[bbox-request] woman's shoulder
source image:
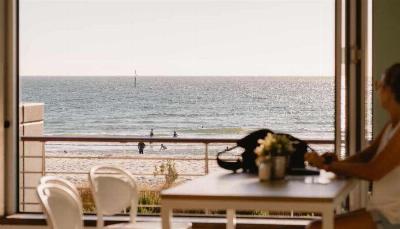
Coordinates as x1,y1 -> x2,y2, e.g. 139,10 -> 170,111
368,122 -> 391,149
376,122 -> 391,138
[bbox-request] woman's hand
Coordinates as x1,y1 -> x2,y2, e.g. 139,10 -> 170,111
304,152 -> 326,169
321,152 -> 339,164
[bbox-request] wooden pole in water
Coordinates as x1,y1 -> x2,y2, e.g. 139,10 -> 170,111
134,69 -> 137,88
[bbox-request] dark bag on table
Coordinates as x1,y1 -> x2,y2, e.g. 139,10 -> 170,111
216,129 -> 319,175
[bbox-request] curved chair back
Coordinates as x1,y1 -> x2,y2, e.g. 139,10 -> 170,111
37,183 -> 84,229
40,176 -> 80,199
89,165 -> 139,228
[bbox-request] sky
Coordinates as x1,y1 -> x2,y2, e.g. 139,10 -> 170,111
20,0 -> 335,77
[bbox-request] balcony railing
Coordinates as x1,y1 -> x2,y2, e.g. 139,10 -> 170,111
20,136 -> 334,214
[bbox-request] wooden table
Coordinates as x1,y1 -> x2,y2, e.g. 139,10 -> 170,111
161,171 -> 358,229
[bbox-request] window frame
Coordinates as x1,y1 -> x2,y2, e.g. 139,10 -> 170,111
3,0 -> 19,216
1,0 -> 374,220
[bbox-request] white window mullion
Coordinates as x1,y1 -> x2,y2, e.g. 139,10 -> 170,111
334,0 -> 343,158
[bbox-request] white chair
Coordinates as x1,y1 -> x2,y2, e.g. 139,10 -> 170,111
89,165 -> 190,229
37,183 -> 84,229
40,176 -> 80,198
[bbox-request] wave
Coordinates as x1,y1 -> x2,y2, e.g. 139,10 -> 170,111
181,127 -> 249,135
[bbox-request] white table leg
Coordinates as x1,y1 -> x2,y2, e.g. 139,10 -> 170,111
161,206 -> 172,229
226,209 -> 236,229
322,209 -> 334,229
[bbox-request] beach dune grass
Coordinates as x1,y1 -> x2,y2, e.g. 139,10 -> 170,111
138,190 -> 161,214
78,185 -> 162,214
78,186 -> 96,213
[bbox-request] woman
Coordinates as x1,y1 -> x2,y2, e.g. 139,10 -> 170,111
306,63 -> 400,229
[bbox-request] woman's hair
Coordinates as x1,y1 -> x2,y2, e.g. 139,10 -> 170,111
384,63 -> 400,103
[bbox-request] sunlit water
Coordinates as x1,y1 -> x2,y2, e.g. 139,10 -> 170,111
20,76 -> 335,153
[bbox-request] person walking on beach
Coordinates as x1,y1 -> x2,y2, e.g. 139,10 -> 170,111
160,144 -> 167,151
150,129 -> 154,137
138,141 -> 146,154
173,130 -> 178,137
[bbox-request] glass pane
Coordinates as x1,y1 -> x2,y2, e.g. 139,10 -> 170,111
19,0 -> 335,215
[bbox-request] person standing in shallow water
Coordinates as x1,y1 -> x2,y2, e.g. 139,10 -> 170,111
150,129 -> 154,137
306,63 -> 400,229
173,130 -> 178,137
138,142 -> 145,154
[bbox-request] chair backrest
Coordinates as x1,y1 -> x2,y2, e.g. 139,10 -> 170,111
37,183 -> 84,229
40,176 -> 80,199
89,165 -> 139,228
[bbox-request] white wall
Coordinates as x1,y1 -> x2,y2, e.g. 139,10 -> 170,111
19,103 -> 44,212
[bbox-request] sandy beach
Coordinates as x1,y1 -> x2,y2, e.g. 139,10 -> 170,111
45,150 -> 224,190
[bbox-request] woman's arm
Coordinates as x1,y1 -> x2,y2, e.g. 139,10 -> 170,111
315,124 -> 387,164
327,127 -> 400,181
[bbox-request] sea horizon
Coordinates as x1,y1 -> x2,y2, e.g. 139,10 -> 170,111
20,75 -> 334,78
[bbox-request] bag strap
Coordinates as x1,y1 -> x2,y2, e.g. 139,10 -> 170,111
216,145 -> 239,157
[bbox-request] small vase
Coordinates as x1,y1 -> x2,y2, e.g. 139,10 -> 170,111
272,156 -> 287,180
258,160 -> 272,182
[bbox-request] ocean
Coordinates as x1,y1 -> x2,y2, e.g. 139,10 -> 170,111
20,76 -> 335,141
